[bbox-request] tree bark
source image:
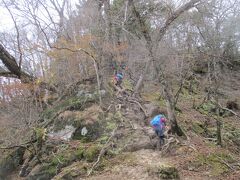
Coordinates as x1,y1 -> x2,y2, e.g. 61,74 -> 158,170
0,43 -> 34,83
162,80 -> 184,136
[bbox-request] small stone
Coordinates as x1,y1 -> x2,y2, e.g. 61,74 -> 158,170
81,127 -> 88,136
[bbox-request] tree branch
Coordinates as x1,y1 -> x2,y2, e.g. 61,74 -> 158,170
2,0 -> 23,72
0,43 -> 34,83
0,71 -> 18,78
155,0 -> 202,47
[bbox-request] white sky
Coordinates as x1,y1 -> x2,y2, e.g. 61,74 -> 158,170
0,7 -> 14,32
0,0 -> 79,33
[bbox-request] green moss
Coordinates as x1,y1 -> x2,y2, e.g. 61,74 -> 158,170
98,135 -> 109,144
207,127 -> 217,138
48,148 -> 77,170
41,95 -> 98,121
106,121 -> 117,131
84,145 -> 101,162
223,125 -> 240,146
122,79 -> 134,91
74,144 -> 101,162
51,156 -> 61,166
114,111 -> 124,122
143,92 -> 160,102
147,165 -> 179,179
197,101 -> 231,117
192,121 -> 205,135
198,102 -> 216,114
47,165 -> 57,176
55,162 -> 89,179
194,153 -> 235,176
34,128 -> 46,141
41,108 -> 55,120
158,98 -> 166,107
75,146 -> 85,160
159,166 -> 179,179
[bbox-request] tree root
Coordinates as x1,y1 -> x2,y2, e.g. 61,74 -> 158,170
87,127 -> 118,176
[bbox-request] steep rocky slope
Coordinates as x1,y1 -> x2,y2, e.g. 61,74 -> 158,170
1,73 -> 240,180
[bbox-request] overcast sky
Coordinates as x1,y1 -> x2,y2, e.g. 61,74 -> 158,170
0,6 -> 14,32
0,0 -> 79,33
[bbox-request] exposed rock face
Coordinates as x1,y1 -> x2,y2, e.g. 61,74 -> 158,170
0,147 -> 25,178
48,125 -> 76,141
49,105 -> 104,142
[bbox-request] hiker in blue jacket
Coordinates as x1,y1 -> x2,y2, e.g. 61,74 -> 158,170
150,114 -> 167,147
114,72 -> 124,87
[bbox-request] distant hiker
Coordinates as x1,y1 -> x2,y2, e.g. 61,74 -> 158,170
150,114 -> 167,148
114,72 -> 124,87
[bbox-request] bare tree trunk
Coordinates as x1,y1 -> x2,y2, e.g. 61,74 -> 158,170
215,97 -> 222,146
162,80 -> 184,136
104,0 -> 113,43
92,58 -> 102,106
216,116 -> 222,146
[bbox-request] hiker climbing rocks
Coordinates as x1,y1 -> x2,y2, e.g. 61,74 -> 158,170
111,61 -> 127,90
150,114 -> 167,148
114,72 -> 124,87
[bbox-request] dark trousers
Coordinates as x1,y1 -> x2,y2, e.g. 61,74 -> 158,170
155,129 -> 165,145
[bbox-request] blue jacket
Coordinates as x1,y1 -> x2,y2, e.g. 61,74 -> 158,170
150,114 -> 166,130
116,73 -> 123,80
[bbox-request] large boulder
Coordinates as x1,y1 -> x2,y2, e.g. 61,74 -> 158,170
71,105 -> 104,142
48,105 -> 104,142
121,128 -> 156,152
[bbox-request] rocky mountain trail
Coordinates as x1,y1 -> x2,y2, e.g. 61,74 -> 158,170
1,78 -> 240,180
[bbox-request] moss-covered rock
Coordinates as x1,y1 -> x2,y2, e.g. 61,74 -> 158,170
0,147 -> 25,178
148,165 -> 180,179
52,162 -> 89,180
46,104 -> 105,142
27,164 -> 56,180
28,147 -> 80,180
40,92 -> 100,124
84,145 -> 101,162
75,144 -> 101,162
71,105 -> 104,142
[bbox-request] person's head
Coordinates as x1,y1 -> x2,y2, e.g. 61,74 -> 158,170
160,117 -> 166,123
